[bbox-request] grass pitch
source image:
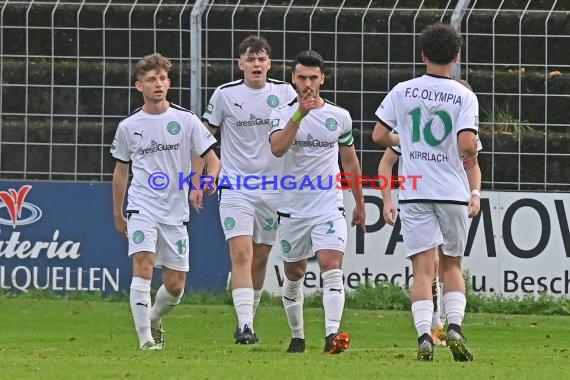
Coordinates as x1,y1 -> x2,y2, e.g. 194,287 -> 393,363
1,298 -> 569,379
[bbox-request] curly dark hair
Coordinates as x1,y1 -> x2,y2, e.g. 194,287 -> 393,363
419,22 -> 463,65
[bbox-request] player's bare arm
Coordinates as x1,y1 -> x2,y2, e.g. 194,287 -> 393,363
191,120 -> 217,183
372,121 -> 400,147
465,156 -> 482,218
190,120 -> 219,212
270,90 -> 316,157
189,154 -> 205,213
112,161 -> 129,237
269,125 -> 295,157
462,155 -> 476,169
340,145 -> 366,232
191,120 -> 217,180
458,130 -> 478,158
202,149 -> 221,197
378,149 -> 399,226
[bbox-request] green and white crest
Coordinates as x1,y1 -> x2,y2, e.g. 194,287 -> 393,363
132,230 -> 145,244
281,239 -> 292,253
325,118 -> 338,131
223,217 -> 236,230
176,239 -> 187,255
167,121 -> 181,135
266,95 -> 280,108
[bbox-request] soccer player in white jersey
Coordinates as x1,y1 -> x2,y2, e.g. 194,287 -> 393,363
191,35 -> 297,344
111,53 -> 220,350
372,23 -> 481,361
379,118 -> 482,347
269,50 -> 366,354
379,144 -> 447,346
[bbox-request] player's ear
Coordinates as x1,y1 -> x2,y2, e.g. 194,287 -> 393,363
452,52 -> 460,64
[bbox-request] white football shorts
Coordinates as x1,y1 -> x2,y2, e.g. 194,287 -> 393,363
218,189 -> 280,245
278,209 -> 347,263
399,202 -> 469,258
127,212 -> 190,272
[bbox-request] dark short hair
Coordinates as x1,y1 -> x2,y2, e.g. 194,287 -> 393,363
419,22 -> 463,65
293,50 -> 324,71
236,35 -> 272,58
135,53 -> 172,78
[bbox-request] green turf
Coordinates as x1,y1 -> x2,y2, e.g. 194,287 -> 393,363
1,299 -> 569,379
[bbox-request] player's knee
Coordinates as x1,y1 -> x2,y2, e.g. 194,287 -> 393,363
165,283 -> 185,300
251,252 -> 269,269
231,252 -> 252,268
230,243 -> 253,266
321,268 -> 343,288
284,266 -> 305,282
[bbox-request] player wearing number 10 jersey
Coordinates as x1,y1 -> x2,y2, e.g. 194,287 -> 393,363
374,72 -> 478,204
371,22 -> 481,362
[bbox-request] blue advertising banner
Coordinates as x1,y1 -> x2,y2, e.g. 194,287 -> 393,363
0,181 -> 230,294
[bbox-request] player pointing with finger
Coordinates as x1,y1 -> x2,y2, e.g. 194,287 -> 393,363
270,50 -> 366,354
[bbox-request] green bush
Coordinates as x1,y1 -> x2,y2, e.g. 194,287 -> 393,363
346,282 -> 411,310
2,281 -> 570,315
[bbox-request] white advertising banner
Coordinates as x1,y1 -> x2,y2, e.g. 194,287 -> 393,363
264,190 -> 570,297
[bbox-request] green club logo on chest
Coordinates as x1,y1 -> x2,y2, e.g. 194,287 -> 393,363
325,118 -> 338,131
167,121 -> 181,135
267,95 -> 280,108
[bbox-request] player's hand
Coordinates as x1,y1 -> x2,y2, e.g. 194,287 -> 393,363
190,190 -> 204,213
468,195 -> 480,218
299,88 -> 317,115
114,214 -> 128,237
203,181 -> 217,197
382,202 -> 397,226
351,203 -> 366,232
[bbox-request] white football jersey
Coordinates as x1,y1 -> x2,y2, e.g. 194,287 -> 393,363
375,74 -> 479,203
203,79 -> 297,190
390,137 -> 482,155
270,98 -> 354,217
111,104 -> 217,225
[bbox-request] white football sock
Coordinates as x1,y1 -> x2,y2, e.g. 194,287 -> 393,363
232,288 -> 254,331
431,278 -> 443,328
282,277 -> 304,339
443,291 -> 466,326
438,280 -> 446,322
412,300 -> 434,337
321,269 -> 345,337
130,277 -> 153,346
253,289 -> 262,318
150,284 -> 183,328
